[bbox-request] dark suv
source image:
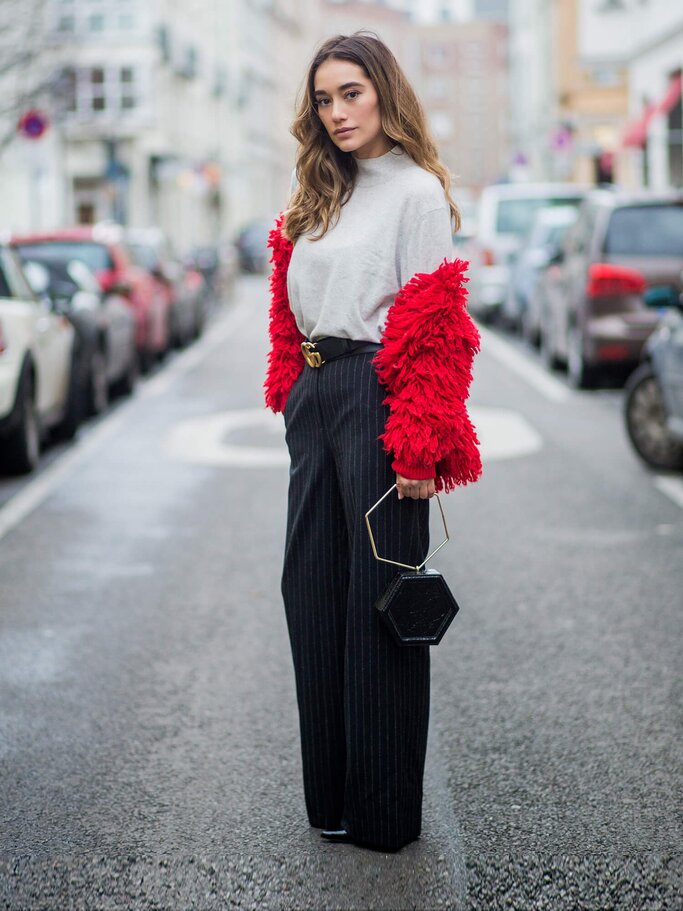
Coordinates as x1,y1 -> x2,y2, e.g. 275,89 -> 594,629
537,190 -> 683,387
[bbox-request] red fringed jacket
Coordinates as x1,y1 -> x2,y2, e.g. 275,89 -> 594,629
264,215 -> 482,493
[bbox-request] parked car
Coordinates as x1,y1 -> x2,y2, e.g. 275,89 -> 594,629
184,241 -> 238,309
624,305 -> 683,470
503,205 -> 578,337
11,227 -> 171,372
538,190 -> 683,388
235,221 -> 270,273
15,252 -> 138,411
125,228 -> 202,347
0,244 -> 80,474
465,183 -> 586,322
453,187 -> 477,253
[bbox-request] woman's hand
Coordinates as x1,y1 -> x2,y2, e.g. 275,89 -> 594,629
396,474 -> 436,500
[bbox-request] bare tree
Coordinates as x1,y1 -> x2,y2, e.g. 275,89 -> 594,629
0,0 -> 51,154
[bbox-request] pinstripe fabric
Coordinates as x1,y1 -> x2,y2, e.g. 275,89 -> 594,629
282,351 -> 431,852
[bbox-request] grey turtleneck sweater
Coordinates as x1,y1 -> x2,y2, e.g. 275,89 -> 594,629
286,146 -> 454,343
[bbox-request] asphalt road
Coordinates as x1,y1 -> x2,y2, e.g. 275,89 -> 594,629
1,275 -> 681,911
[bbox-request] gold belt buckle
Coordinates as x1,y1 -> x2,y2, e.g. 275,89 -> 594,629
301,341 -> 323,368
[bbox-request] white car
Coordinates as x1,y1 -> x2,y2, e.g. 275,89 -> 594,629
464,183 -> 586,323
0,245 -> 77,474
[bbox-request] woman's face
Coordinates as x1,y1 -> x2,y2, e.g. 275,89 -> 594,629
313,58 -> 392,160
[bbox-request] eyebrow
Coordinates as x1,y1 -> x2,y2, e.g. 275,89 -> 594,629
313,81 -> 364,97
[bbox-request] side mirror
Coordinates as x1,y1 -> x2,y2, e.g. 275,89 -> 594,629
23,260 -> 51,297
71,290 -> 100,312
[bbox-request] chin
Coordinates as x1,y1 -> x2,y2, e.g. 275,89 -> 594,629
332,134 -> 363,153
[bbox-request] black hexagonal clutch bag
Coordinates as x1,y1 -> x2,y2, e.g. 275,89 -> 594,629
365,485 -> 460,647
375,568 -> 460,646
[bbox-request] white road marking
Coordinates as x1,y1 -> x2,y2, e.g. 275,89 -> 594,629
0,303 -> 250,543
654,476 -> 683,511
477,324 -> 572,403
163,405 -> 543,468
165,409 -> 289,468
473,406 -> 543,462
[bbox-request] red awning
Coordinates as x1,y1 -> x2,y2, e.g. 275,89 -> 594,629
622,73 -> 682,148
657,72 -> 682,116
622,101 -> 658,148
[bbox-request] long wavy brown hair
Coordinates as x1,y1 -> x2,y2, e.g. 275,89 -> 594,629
285,32 -> 460,242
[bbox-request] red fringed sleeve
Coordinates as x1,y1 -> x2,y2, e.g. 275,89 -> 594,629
373,258 -> 482,492
264,215 -> 305,413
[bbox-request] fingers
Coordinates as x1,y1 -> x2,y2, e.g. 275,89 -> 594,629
395,475 -> 436,500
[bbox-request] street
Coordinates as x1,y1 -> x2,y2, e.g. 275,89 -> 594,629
1,275 -> 682,911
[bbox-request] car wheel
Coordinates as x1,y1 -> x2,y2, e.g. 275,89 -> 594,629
138,346 -> 154,374
192,303 -> 205,340
113,351 -> 138,397
53,353 -> 85,441
87,347 -> 109,416
1,366 -> 40,474
624,363 -> 683,471
521,306 -> 539,347
567,327 -> 598,389
540,313 -> 562,371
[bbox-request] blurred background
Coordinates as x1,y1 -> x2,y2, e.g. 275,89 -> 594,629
1,5 -> 682,906
1,0 -> 680,243
1,0 -> 682,473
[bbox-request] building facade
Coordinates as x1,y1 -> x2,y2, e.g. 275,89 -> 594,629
315,1 -> 509,194
508,0 -> 630,186
0,0 -> 318,248
414,19 -> 509,191
602,1 -> 683,190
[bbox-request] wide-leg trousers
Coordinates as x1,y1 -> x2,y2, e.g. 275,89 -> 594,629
281,350 -> 431,851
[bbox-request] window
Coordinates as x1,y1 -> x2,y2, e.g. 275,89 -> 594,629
64,65 -> 141,117
51,0 -> 140,35
0,249 -> 37,301
428,77 -> 448,100
604,205 -> 683,256
13,242 -> 114,273
425,43 -> 450,70
496,197 -> 584,236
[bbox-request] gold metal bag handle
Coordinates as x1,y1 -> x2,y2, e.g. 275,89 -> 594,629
364,484 -> 450,572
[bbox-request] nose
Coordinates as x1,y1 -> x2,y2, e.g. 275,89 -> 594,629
331,100 -> 347,123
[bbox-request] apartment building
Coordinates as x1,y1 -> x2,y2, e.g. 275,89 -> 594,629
587,0 -> 683,190
315,1 -> 509,193
0,0 -> 318,247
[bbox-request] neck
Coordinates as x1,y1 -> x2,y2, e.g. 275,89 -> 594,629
353,136 -> 394,161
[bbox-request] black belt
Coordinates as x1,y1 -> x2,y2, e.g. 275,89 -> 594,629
301,337 -> 381,368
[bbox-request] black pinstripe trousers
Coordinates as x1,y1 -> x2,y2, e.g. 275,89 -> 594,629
281,350 -> 431,852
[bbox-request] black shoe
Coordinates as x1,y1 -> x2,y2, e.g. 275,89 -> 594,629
321,827 -> 353,843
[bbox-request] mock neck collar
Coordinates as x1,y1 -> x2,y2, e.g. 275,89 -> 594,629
354,145 -> 412,186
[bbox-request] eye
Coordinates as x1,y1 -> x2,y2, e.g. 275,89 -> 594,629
345,91 -> 360,100
315,97 -> 330,107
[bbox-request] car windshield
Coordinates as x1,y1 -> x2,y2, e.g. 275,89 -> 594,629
128,243 -> 158,270
14,241 -> 114,271
496,197 -> 583,236
604,205 -> 683,256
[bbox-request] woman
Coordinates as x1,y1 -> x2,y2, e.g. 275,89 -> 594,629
264,32 -> 481,852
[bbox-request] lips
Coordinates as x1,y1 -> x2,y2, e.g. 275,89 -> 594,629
335,128 -> 355,137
